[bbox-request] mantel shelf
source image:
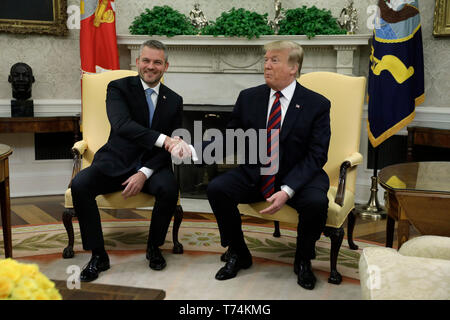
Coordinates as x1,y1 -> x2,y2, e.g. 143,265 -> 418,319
117,34 -> 372,47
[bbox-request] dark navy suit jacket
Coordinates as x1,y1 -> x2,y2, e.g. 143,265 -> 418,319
228,81 -> 331,193
92,75 -> 183,177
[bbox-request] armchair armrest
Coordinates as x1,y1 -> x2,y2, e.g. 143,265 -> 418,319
335,152 -> 363,206
68,140 -> 88,188
344,152 -> 363,167
72,140 -> 88,156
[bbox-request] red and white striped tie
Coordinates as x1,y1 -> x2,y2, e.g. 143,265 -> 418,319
261,91 -> 282,198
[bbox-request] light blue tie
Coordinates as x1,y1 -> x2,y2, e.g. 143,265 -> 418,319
145,88 -> 155,126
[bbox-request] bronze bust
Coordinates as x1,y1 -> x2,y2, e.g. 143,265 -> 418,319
8,62 -> 35,117
8,62 -> 35,101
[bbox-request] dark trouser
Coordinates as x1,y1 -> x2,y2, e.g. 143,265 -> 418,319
207,167 -> 328,260
71,165 -> 178,251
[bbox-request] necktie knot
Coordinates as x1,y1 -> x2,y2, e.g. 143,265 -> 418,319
275,91 -> 283,99
146,88 -> 154,96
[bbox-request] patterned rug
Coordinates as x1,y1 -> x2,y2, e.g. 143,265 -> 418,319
2,219 -> 381,281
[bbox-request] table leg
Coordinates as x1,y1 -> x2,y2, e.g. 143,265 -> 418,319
397,219 -> 410,249
386,216 -> 395,248
0,179 -> 12,258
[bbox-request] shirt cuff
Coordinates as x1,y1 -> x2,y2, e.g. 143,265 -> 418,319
155,134 -> 167,148
281,185 -> 295,199
138,167 -> 154,180
189,145 -> 199,162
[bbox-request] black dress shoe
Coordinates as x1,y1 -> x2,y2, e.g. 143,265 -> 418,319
80,254 -> 110,282
146,245 -> 166,270
215,250 -> 252,281
297,259 -> 316,290
220,248 -> 230,262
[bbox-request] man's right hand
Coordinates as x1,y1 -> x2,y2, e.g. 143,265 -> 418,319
164,136 -> 180,151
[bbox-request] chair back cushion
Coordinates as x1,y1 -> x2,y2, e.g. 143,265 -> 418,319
81,70 -> 138,168
298,72 -> 366,192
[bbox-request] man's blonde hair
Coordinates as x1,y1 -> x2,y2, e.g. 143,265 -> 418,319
264,41 -> 304,77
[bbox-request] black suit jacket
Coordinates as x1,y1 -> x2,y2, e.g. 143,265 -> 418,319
92,75 -> 183,177
228,81 -> 331,193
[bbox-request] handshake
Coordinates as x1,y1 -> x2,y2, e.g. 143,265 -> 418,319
164,136 -> 194,161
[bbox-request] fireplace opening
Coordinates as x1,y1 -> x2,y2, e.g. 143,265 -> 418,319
175,105 -> 236,199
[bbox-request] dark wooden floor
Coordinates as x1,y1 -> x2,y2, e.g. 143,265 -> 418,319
3,195 -> 420,247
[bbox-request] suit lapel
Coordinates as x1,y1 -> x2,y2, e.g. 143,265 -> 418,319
257,85 -> 271,130
130,76 -> 150,126
151,83 -> 168,129
280,82 -> 306,142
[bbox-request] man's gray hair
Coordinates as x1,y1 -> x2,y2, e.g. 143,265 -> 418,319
139,39 -> 169,63
264,41 -> 304,77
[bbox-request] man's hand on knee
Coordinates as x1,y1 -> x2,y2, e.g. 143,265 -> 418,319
259,190 -> 290,215
122,172 -> 147,199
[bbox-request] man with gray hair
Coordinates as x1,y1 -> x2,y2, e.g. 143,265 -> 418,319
207,41 -> 331,290
71,40 -> 187,281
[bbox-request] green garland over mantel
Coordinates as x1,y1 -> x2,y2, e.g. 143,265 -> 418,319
130,6 -> 347,39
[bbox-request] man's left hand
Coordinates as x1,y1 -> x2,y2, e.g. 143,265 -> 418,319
259,190 -> 290,215
122,172 -> 147,199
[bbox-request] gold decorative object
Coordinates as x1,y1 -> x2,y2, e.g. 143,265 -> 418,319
433,0 -> 450,36
338,0 -> 358,34
0,0 -> 68,36
268,0 -> 285,34
189,2 -> 208,31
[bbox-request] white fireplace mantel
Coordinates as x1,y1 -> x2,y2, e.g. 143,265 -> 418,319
117,34 -> 372,76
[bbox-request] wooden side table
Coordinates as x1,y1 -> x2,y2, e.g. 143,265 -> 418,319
0,144 -> 13,258
52,280 -> 165,300
0,116 -> 80,141
407,126 -> 450,162
379,162 -> 450,249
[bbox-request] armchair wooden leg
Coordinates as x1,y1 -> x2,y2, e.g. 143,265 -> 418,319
62,208 -> 76,259
347,209 -> 359,250
324,226 -> 344,285
172,205 -> 184,254
273,221 -> 281,238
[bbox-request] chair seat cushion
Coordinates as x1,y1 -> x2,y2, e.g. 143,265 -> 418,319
237,186 -> 354,228
65,188 -> 155,209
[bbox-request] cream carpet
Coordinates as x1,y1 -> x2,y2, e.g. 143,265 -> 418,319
4,219 -> 382,299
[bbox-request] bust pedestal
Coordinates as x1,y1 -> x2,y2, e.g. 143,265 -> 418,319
11,100 -> 34,117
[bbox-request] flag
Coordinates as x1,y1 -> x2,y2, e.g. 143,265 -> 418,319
80,0 -> 119,74
367,0 -> 425,147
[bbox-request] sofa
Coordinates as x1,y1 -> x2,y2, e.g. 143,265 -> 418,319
359,235 -> 450,299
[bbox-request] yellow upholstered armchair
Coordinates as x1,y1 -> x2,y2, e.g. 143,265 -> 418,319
62,70 -> 184,259
238,72 -> 366,284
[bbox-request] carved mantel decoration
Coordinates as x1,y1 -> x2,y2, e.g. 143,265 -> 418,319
117,34 -> 371,105
118,34 -> 371,75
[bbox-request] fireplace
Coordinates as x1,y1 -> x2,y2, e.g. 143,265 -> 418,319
175,105 -> 235,199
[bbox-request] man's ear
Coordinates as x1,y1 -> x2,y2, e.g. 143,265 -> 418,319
290,63 -> 299,77
8,75 -> 12,83
31,75 -> 35,83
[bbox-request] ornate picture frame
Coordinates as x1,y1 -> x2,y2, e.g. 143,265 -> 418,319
0,0 -> 68,36
433,0 -> 450,36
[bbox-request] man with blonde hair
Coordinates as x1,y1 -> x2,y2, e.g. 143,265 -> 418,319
207,40 -> 331,290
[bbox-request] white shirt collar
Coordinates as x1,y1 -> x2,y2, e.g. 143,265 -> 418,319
140,78 -> 160,96
270,80 -> 297,101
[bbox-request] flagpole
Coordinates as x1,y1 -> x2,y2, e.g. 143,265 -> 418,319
357,146 -> 387,220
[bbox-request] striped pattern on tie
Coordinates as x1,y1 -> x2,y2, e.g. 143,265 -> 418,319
261,91 -> 282,199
